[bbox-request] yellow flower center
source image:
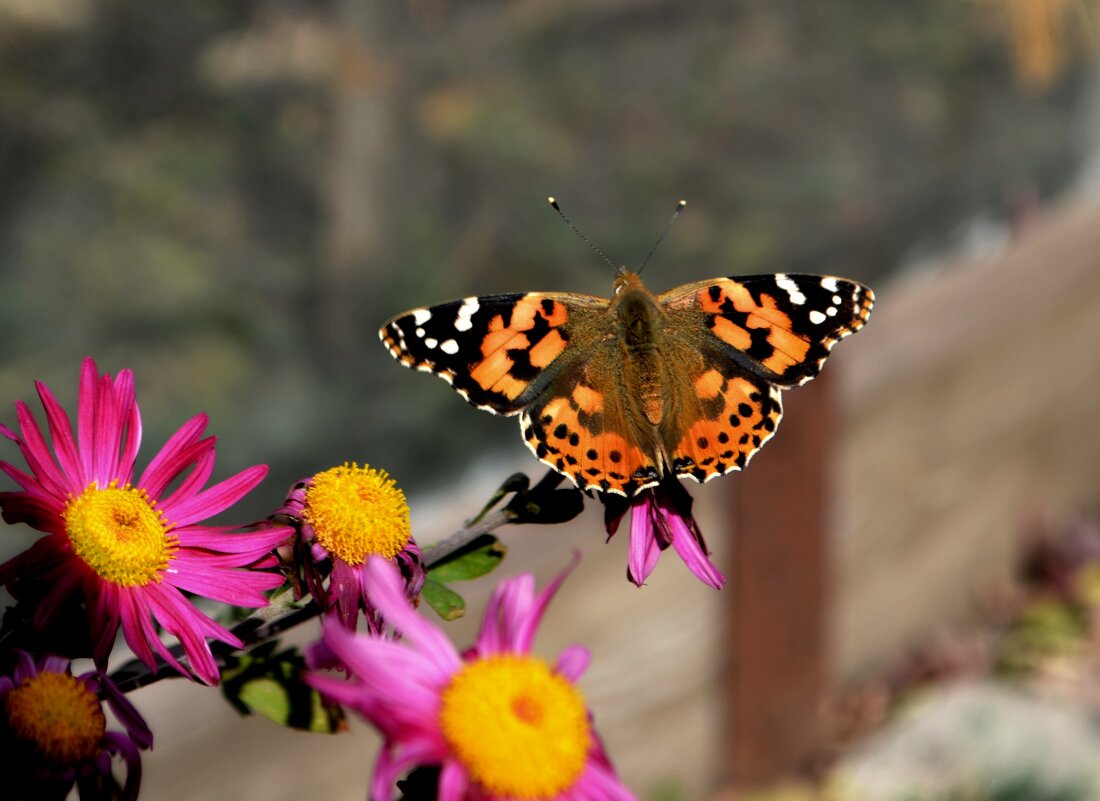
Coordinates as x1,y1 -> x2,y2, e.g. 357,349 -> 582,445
303,463 -> 411,565
5,672 -> 106,765
64,481 -> 178,587
438,654 -> 591,799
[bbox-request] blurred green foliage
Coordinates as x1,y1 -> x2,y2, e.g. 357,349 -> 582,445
0,0 -> 1091,514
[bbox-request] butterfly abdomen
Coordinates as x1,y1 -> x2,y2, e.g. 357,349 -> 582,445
612,280 -> 671,432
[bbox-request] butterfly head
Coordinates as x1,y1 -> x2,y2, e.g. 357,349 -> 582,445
612,269 -> 646,295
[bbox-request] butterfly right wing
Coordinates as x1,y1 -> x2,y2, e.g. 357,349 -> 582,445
379,291 -> 607,416
659,273 -> 874,388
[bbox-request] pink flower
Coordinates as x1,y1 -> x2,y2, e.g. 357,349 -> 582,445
277,463 -> 425,632
307,556 -> 637,801
603,478 -> 724,589
0,650 -> 152,801
0,357 -> 292,685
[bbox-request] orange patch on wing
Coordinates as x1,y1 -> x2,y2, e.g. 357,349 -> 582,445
491,373 -> 527,401
471,349 -> 515,390
711,316 -> 752,350
529,329 -> 567,368
673,376 -> 776,481
694,369 -> 724,400
572,385 -> 604,414
766,325 -> 811,361
704,284 -> 801,335
527,397 -> 655,494
508,296 -> 569,330
481,299 -> 568,359
699,282 -> 753,314
539,299 -> 569,327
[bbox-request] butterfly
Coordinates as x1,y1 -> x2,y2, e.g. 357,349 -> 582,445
379,269 -> 873,497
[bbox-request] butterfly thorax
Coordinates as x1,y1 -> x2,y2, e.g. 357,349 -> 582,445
610,272 -> 668,429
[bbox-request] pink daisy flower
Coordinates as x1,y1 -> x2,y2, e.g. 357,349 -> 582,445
0,357 -> 292,685
1,650 -> 152,801
277,462 -> 425,632
603,478 -> 724,589
307,556 -> 637,801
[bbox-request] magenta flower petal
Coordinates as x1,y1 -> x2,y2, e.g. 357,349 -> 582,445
626,501 -> 661,586
364,556 -> 460,674
438,761 -> 470,801
554,645 -> 592,682
35,380 -> 84,488
160,463 -> 268,527
168,553 -> 283,605
667,512 -> 725,589
15,400 -> 69,496
138,413 -> 209,498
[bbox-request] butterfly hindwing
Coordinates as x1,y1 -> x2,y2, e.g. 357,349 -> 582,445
518,347 -> 661,496
379,291 -> 607,415
667,352 -> 784,484
660,273 -> 874,388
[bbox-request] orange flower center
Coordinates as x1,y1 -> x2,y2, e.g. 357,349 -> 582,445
5,672 -> 106,765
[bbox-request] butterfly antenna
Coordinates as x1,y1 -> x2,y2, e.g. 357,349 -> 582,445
548,196 -> 620,273
638,199 -> 686,275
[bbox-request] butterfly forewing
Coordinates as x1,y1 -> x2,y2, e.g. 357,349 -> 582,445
379,291 -> 607,416
659,273 -> 874,388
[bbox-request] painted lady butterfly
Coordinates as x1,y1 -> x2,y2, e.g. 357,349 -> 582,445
380,269 -> 873,497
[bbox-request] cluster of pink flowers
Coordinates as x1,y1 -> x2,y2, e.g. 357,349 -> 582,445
0,357 -> 722,799
0,358 -> 294,797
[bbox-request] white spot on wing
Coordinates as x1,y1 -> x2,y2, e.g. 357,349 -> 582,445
826,306 -> 837,317
424,338 -> 438,349
440,339 -> 459,355
809,310 -> 827,325
415,327 -> 426,338
775,273 -> 807,305
821,277 -> 839,292
412,308 -> 432,325
454,297 -> 480,332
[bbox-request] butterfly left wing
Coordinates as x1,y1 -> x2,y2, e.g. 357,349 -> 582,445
659,273 -> 874,388
379,291 -> 608,416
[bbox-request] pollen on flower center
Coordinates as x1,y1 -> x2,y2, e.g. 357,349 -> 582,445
5,672 -> 106,765
439,654 -> 591,799
303,463 -> 411,564
64,481 -> 178,587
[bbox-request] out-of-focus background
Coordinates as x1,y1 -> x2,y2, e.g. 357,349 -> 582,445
3,1 -> 1100,799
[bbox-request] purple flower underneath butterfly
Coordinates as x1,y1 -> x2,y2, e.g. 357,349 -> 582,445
601,477 -> 724,589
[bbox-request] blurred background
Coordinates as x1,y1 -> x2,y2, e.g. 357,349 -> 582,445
3,1 -> 1100,799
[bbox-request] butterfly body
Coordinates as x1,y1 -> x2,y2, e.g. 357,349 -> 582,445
380,270 -> 873,497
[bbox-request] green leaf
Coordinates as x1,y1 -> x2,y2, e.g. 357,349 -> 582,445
422,579 -> 466,621
428,535 -> 506,583
220,644 -> 345,733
